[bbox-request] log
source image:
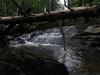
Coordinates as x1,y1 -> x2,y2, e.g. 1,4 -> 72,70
0,5 -> 100,24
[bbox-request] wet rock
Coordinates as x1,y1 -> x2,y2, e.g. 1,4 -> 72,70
73,25 -> 100,39
72,25 -> 100,50
0,48 -> 69,75
84,25 -> 100,33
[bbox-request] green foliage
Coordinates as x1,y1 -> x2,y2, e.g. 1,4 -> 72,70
69,0 -> 100,7
0,0 -> 61,16
24,0 -> 44,13
1,0 -> 100,16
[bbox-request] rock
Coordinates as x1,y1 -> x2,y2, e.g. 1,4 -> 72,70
84,26 -> 94,33
84,25 -> 100,33
0,48 -> 69,75
73,25 -> 100,39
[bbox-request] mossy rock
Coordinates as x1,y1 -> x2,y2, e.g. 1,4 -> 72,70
0,48 -> 69,75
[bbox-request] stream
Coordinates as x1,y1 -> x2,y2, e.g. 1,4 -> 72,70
8,26 -> 100,75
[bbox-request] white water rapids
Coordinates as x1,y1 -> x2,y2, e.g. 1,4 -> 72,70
10,26 -> 82,74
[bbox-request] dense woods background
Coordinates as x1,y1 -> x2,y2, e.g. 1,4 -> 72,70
0,0 -> 100,16
0,0 -> 60,16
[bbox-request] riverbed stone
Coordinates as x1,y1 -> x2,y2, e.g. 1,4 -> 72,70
84,25 -> 100,33
0,48 -> 69,75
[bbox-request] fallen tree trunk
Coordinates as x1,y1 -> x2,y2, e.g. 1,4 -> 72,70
0,5 -> 100,24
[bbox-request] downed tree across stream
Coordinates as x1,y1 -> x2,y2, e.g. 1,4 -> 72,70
0,5 -> 100,24
0,5 -> 100,46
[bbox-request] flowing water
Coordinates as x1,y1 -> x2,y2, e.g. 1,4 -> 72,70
9,26 -> 100,75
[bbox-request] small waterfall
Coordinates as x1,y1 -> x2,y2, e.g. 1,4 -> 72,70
10,26 -> 82,72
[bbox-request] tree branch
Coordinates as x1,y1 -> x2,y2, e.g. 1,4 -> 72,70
0,5 -> 99,24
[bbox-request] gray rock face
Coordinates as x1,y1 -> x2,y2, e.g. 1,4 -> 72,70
84,25 -> 100,33
0,48 -> 69,75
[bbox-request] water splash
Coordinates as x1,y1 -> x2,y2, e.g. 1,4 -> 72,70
10,26 -> 82,72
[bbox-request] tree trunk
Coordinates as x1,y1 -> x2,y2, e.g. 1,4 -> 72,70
44,0 -> 52,11
0,6 -> 99,24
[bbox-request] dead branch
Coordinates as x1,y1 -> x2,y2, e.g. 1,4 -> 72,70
0,5 -> 99,24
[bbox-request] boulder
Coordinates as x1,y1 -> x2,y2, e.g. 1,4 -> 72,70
0,48 -> 69,75
84,25 -> 100,33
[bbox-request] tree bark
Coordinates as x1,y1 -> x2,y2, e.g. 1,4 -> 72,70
0,5 -> 100,24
